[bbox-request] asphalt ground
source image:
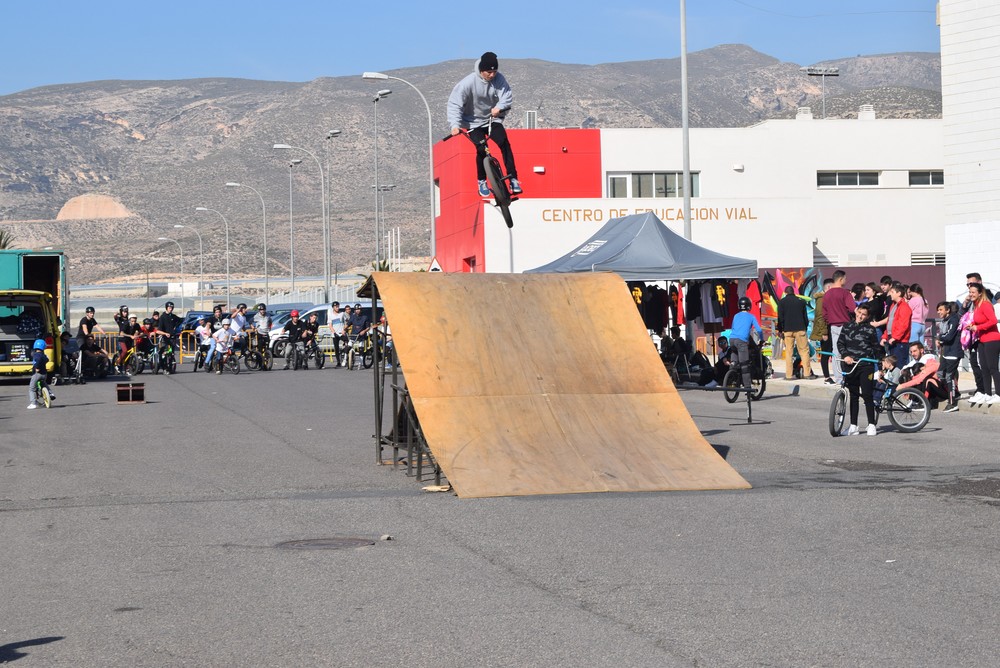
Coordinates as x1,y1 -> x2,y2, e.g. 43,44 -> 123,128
2,362 -> 999,667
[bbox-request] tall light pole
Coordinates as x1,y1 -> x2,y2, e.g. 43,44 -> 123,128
375,183 -> 396,264
371,89 -> 391,265
194,206 -> 231,308
801,66 -> 840,119
680,0 -> 692,241
324,130 -> 342,299
158,236 -> 185,310
173,224 -> 203,305
363,72 -> 436,257
273,143 -> 327,299
287,159 -> 302,292
226,182 -> 268,303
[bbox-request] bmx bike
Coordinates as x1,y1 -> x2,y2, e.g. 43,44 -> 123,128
828,356 -> 930,436
443,118 -> 517,228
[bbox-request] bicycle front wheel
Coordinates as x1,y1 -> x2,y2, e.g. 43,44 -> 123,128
886,388 -> 930,433
40,383 -> 52,409
124,354 -> 140,377
262,349 -> 273,371
315,347 -> 326,369
723,368 -> 741,404
829,390 -> 847,436
226,355 -> 241,375
483,156 -> 511,206
244,350 -> 262,371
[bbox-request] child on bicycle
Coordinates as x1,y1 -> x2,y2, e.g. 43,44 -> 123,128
27,339 -> 54,409
837,303 -> 880,436
873,354 -> 900,408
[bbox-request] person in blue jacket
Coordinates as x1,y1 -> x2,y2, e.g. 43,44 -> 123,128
730,296 -> 763,390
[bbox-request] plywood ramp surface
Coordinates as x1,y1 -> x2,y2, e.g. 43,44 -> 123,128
373,272 -> 750,498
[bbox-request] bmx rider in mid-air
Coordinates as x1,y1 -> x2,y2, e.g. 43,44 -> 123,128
447,51 -> 522,199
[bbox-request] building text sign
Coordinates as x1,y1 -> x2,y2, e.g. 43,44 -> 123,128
540,206 -> 758,223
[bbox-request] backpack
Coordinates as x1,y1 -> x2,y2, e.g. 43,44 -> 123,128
959,310 -> 977,350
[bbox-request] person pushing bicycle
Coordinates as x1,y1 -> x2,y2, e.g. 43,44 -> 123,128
836,303 -> 881,436
447,51 -> 522,199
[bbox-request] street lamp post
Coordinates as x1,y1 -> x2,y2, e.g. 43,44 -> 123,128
362,72 -> 436,257
158,236 -> 185,310
324,130 -> 342,300
371,89 -> 391,265
173,224 -> 203,306
375,183 -> 396,266
273,143 -> 327,300
287,159 -> 302,292
194,206 -> 231,308
226,182 -> 268,303
800,66 -> 840,119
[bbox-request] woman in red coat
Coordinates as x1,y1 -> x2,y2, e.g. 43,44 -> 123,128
965,282 -> 1000,405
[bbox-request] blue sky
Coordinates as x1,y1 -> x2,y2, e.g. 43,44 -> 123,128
1,0 -> 940,96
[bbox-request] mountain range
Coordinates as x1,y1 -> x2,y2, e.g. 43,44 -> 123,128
0,45 -> 942,284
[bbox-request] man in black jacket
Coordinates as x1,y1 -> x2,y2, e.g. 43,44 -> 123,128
777,286 -> 814,380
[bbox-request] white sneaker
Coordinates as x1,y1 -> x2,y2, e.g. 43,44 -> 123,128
27,403 -> 37,410
987,394 -> 1000,406
968,392 -> 986,405
843,425 -> 859,436
866,424 -> 877,437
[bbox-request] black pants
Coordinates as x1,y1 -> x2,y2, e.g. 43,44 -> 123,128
816,336 -> 832,378
978,339 -> 1000,396
967,342 -> 984,393
468,123 -> 518,181
846,361 -> 876,426
938,357 -> 960,404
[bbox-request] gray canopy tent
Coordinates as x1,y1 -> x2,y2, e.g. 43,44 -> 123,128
525,211 -> 757,280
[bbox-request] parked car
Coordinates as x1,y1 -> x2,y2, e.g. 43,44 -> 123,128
176,310 -> 213,335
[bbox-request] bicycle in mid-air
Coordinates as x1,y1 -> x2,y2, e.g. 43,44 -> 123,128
443,118 -> 517,229
828,356 -> 930,436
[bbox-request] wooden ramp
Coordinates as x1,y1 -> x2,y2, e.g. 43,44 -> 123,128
372,272 -> 750,498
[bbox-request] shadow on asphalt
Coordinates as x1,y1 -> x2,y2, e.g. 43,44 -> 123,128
0,636 -> 65,663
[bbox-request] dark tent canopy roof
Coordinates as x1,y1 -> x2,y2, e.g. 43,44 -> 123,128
525,211 -> 757,281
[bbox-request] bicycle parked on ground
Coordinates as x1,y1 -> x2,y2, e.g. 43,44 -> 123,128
444,118 -> 517,228
828,356 -> 930,436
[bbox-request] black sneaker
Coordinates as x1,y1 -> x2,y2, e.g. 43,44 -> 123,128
823,377 -> 836,385
943,403 -> 960,413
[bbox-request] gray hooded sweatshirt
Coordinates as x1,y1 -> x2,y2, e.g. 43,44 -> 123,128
446,56 -> 513,131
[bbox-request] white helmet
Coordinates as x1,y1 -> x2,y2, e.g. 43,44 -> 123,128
222,318 -> 232,325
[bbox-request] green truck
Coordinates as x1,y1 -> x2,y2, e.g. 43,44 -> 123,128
0,250 -> 68,375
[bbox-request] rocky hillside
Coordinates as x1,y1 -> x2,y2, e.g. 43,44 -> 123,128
0,45 -> 942,283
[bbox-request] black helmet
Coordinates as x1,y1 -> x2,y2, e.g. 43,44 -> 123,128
165,301 -> 174,308
738,297 -> 752,311
143,318 -> 152,325
256,303 -> 267,311
237,303 -> 247,310
120,305 -> 129,312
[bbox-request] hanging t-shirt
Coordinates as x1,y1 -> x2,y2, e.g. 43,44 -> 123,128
745,279 -> 763,323
685,282 -> 702,322
701,282 -> 724,324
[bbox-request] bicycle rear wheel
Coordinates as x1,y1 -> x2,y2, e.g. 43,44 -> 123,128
829,390 -> 847,436
886,388 -> 930,433
723,368 -> 741,404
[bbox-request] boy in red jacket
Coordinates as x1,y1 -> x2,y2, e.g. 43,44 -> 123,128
881,283 -> 912,364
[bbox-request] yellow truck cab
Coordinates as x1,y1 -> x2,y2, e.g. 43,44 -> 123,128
0,290 -> 61,375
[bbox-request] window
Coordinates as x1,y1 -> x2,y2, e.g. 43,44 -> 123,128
607,172 -> 699,198
908,171 -> 944,186
817,171 -> 880,187
608,175 -> 628,198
